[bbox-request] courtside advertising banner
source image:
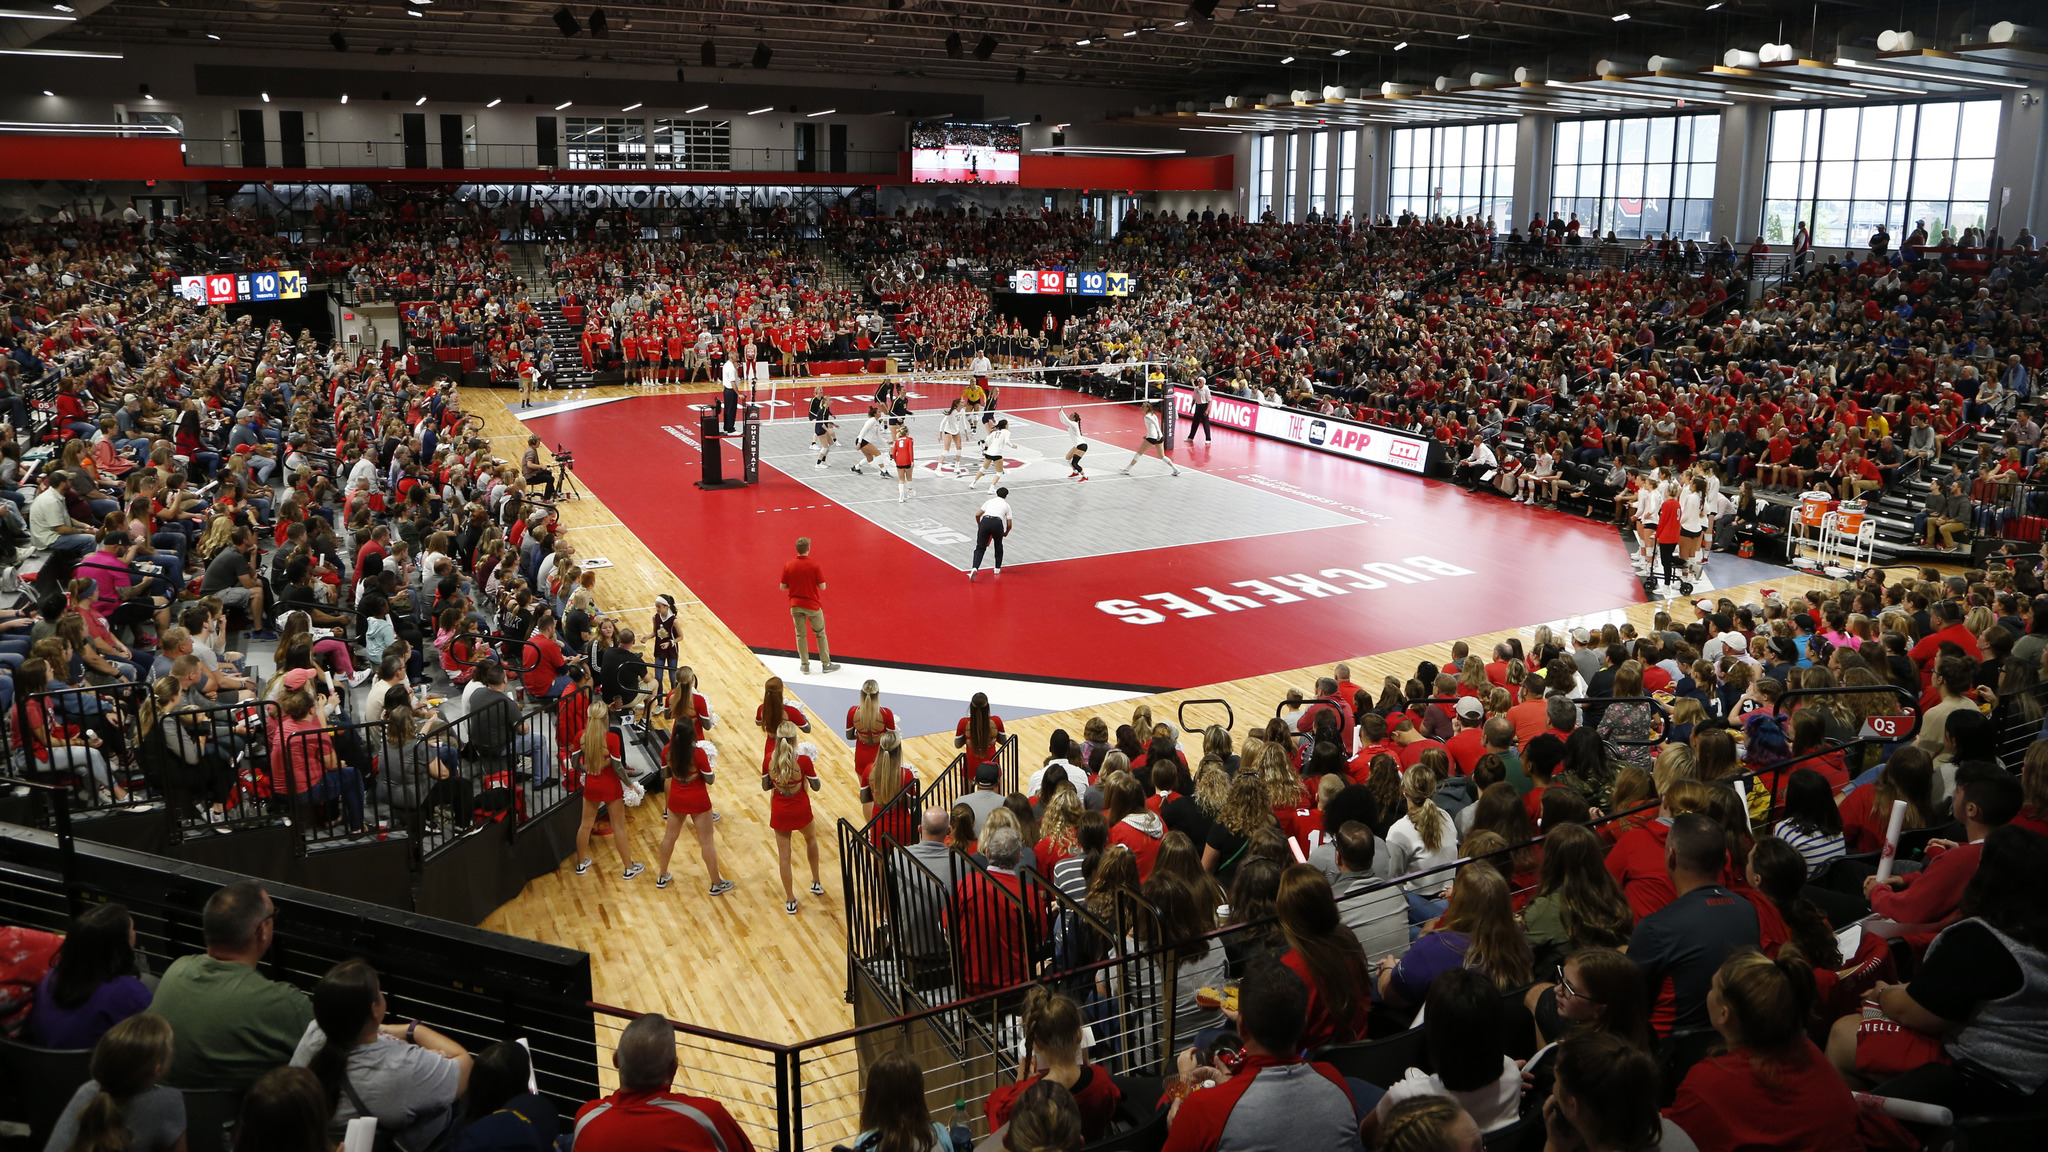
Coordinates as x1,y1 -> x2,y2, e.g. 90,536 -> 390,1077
1172,386 -> 1433,475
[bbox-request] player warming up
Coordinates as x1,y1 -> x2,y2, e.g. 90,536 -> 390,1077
761,721 -> 824,914
891,424 -> 917,502
1120,401 -> 1180,477
851,406 -> 886,475
968,418 -> 1012,490
1061,406 -> 1090,481
968,486 -> 1013,581
939,398 -> 970,474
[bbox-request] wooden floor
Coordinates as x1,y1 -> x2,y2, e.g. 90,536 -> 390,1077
471,381 -> 1844,1050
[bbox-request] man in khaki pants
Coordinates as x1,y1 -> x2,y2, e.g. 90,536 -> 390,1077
780,537 -> 840,674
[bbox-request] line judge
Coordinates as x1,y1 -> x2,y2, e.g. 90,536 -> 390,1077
968,487 -> 1012,582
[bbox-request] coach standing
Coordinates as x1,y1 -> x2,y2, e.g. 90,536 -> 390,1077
781,538 -> 839,674
1189,379 -> 1215,443
968,487 -> 1012,582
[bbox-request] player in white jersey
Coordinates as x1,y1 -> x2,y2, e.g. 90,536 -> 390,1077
851,407 -> 887,475
938,398 -> 970,473
1060,406 -> 1090,481
1120,401 -> 1180,477
968,419 -> 1013,490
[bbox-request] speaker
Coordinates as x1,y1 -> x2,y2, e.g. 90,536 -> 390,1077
975,34 -> 998,60
752,41 -> 771,68
329,31 -> 348,52
945,31 -> 963,58
552,6 -> 580,36
588,7 -> 608,37
701,40 -> 716,66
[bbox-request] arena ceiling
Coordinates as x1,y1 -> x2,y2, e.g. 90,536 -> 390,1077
7,0 -> 2048,97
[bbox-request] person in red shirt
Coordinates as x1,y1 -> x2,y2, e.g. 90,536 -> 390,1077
1663,951 -> 1860,1152
778,537 -> 838,674
1443,698 -> 1489,775
1862,766 -> 2021,926
1276,865 -> 1373,1050
572,1012 -> 755,1152
1907,599 -> 1979,686
762,721 -> 824,915
521,612 -> 576,699
1390,718 -> 1446,770
983,986 -> 1123,1141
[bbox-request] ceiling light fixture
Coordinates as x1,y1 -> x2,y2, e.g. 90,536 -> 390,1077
1172,19 -> 1189,27
207,31 -> 220,39
405,6 -> 421,15
486,97 -> 502,107
1393,40 -> 1408,50
51,2 -> 74,9
806,108 -> 835,116
41,89 -> 52,96
1704,1 -> 1721,8
685,103 -> 709,113
1331,48 -> 1349,56
1075,38 -> 1091,46
622,102 -> 641,111
1279,55 -> 1294,63
1834,56 -> 2027,88
340,94 -> 348,103
0,8 -> 74,18
1611,12 -> 1630,21
748,105 -> 773,114
0,47 -> 123,58
554,100 -> 572,109
416,96 -> 428,105
1456,31 -> 1470,40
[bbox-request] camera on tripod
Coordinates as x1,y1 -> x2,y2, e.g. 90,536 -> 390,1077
553,444 -> 576,471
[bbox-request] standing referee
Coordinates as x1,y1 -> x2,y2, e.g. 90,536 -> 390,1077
968,486 -> 1012,582
1189,379 -> 1215,442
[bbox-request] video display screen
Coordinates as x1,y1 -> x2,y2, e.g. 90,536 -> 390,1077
911,121 -> 1022,184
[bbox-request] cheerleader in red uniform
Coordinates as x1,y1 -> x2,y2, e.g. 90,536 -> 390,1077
665,665 -> 716,740
762,721 -> 823,914
755,676 -> 809,770
843,679 -> 898,820
653,722 -> 731,895
574,700 -> 644,880
866,731 -> 918,846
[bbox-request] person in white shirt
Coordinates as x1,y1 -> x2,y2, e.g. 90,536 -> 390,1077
938,399 -> 970,474
347,447 -> 380,495
968,487 -> 1012,581
969,349 -> 993,389
1120,400 -> 1180,477
968,419 -> 1013,490
850,406 -> 887,475
1060,406 -> 1090,480
1188,380 -> 1215,442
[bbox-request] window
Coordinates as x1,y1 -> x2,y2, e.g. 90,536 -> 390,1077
1337,129 -> 1359,220
1281,134 -> 1297,222
1389,122 -> 1517,224
1309,131 -> 1330,219
651,118 -> 732,171
1549,113 -> 1717,241
1252,134 -> 1274,219
565,117 -> 646,169
1762,100 -> 1999,249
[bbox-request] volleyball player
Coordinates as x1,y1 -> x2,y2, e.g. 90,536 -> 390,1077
968,485 -> 1012,581
968,419 -> 1013,490
1060,405 -> 1090,481
1119,401 -> 1180,477
808,388 -> 837,470
755,676 -> 809,770
665,327 -> 689,390
762,721 -> 824,914
844,679 -> 899,821
653,722 -> 731,894
961,377 -> 987,420
939,399 -> 970,474
890,423 -> 917,503
573,699 -> 645,880
851,406 -> 886,475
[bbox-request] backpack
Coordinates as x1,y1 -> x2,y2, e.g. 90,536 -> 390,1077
0,926 -> 62,1038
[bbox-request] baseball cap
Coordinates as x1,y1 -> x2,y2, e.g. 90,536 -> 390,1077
975,761 -> 1001,786
1454,697 -> 1484,720
1694,598 -> 1716,613
1569,627 -> 1592,644
236,408 -> 254,419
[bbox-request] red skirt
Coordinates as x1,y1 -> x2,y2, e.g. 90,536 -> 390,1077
667,779 -> 712,816
584,767 -> 624,803
769,788 -> 814,832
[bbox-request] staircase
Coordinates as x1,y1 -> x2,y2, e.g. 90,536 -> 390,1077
510,241 -> 599,389
813,241 -> 917,367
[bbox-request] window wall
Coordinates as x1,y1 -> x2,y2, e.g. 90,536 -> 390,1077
1337,129 -> 1359,220
1388,122 -> 1516,223
1550,113 -> 1717,240
651,118 -> 732,170
1252,134 -> 1274,220
1761,100 -> 2000,248
1309,131 -> 1330,219
564,117 -> 645,169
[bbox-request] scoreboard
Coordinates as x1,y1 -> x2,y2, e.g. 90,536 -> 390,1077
1008,269 -> 1132,297
177,270 -> 308,305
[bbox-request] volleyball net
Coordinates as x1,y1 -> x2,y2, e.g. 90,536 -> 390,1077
750,360 -> 1177,426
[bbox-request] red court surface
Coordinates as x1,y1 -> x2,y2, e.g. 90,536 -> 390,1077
525,385 -> 1648,691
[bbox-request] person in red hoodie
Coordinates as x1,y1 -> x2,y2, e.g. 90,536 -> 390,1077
1606,781 -> 1722,920
1390,716 -> 1447,770
1862,765 -> 2022,927
1443,697 -> 1490,775
1102,771 -> 1164,879
1347,713 -> 1402,784
1907,599 -> 1980,687
1664,950 -> 1860,1152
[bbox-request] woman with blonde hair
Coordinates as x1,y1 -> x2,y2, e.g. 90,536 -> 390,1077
1034,786 -> 1084,871
1385,762 -> 1460,923
1378,863 -> 1532,1008
762,720 -> 823,914
573,698 -> 643,880
866,731 -> 920,847
1256,739 -> 1311,841
844,678 -> 898,820
1650,742 -> 1697,794
1201,771 -> 1277,881
653,719 -> 729,895
44,1012 -> 183,1152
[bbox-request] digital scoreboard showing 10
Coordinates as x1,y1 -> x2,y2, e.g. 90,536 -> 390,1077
1008,269 -> 1132,297
178,270 -> 307,305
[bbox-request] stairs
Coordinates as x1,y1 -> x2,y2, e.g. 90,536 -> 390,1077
510,241 -> 599,389
813,241 -> 917,367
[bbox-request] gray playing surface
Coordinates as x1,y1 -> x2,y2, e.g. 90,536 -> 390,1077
756,411 -> 1362,570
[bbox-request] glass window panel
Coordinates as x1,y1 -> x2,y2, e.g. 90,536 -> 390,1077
1813,200 -> 1849,247
1497,123 -> 1518,165
1691,114 -> 1719,163
1894,105 -> 1916,154
1581,122 -> 1606,164
1648,117 -> 1675,163
1853,158 -> 1893,202
1858,104 -> 1898,160
1643,161 -> 1672,200
1691,162 -> 1717,200
1957,101 -> 2000,157
1769,109 -> 1804,162
1820,107 -> 1858,160
1763,200 -> 1799,244
1765,159 -> 1799,200
1952,158 -> 1993,202
1917,102 -> 1959,154
1392,132 -> 1411,169
1816,160 -> 1853,200
1619,118 -> 1647,162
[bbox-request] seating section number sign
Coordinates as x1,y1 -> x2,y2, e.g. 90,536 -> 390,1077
1008,269 -> 1132,297
177,270 -> 307,305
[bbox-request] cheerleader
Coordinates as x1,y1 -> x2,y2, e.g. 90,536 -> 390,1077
807,388 -> 837,470
955,691 -> 1007,770
890,424 -> 917,503
843,679 -> 899,820
573,700 -> 645,880
653,722 -> 731,894
665,665 -> 717,739
761,721 -> 824,914
938,398 -> 970,474
755,676 -> 809,769
968,419 -> 1012,490
865,731 -> 918,845
1060,405 -> 1089,480
649,594 -> 680,699
1120,401 -> 1180,477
